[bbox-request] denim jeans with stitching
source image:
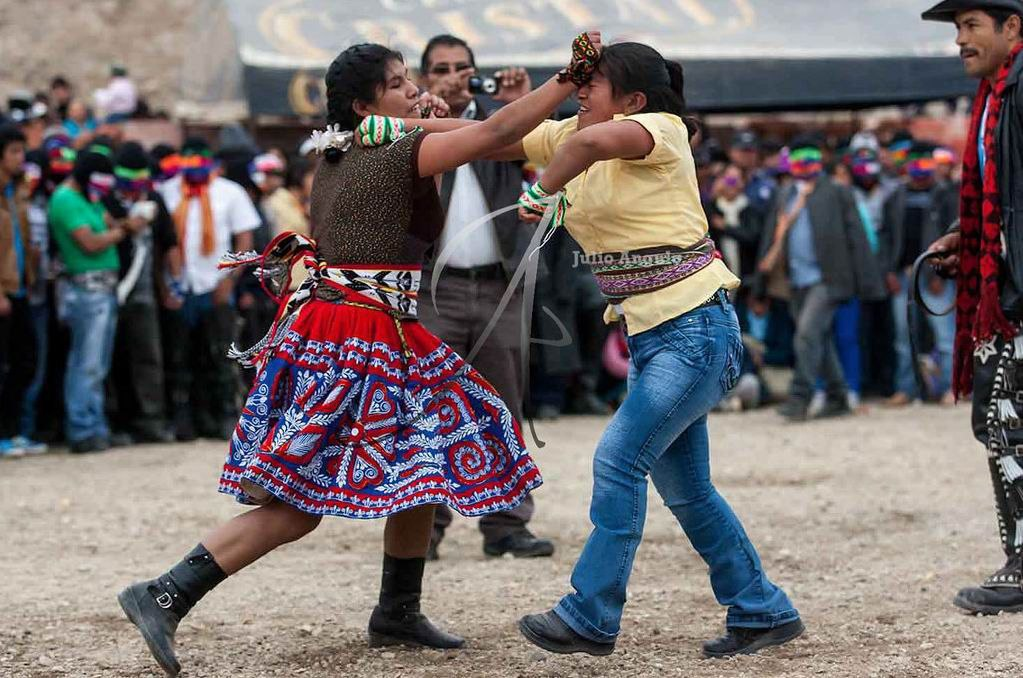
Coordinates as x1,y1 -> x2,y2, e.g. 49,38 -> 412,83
59,282 -> 117,443
554,292 -> 799,642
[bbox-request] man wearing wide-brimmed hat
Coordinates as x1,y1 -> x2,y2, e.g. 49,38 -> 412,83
924,0 -> 1023,615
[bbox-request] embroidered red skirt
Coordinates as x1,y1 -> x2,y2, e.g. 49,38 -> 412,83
218,298 -> 542,518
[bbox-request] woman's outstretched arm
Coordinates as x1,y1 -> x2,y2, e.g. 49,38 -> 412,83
533,119 -> 654,191
394,117 -> 527,161
413,31 -> 600,177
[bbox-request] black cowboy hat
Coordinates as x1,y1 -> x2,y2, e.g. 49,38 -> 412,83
923,0 -> 1023,22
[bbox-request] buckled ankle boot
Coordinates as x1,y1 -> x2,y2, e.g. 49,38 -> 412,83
367,554 -> 464,649
118,544 -> 227,676
953,553 -> 1023,615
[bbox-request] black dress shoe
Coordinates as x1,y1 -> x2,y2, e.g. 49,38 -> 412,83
484,531 -> 555,558
172,410 -> 197,443
69,436 -> 109,454
817,399 -> 852,419
118,581 -> 183,676
367,605 -> 465,649
703,619 -> 805,658
777,400 -> 809,422
518,610 -> 615,656
109,432 -> 135,448
132,427 -> 177,444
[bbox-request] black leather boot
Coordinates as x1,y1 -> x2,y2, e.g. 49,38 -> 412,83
953,554 -> 1023,615
519,610 -> 615,656
367,554 -> 464,649
703,618 -> 805,658
118,544 -> 227,676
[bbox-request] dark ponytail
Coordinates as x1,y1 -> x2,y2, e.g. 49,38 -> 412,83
600,42 -> 698,139
323,43 -> 404,163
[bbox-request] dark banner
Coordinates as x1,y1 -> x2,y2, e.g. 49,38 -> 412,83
243,56 -> 974,119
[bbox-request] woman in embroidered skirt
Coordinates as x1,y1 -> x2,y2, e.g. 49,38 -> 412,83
117,34 -> 603,677
489,42 -> 802,658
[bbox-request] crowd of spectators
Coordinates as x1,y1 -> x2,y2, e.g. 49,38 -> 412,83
0,66 -> 964,457
0,73 -> 317,455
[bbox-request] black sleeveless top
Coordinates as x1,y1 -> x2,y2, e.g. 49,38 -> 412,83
309,129 -> 445,267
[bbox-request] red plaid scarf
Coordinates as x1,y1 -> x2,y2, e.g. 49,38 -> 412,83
953,44 -> 1023,398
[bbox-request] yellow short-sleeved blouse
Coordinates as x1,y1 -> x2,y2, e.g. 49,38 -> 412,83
522,112 -> 739,335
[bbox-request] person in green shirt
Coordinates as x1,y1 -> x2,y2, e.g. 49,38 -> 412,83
48,150 -> 141,453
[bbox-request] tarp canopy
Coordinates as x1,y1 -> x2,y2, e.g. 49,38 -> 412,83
180,0 -> 976,120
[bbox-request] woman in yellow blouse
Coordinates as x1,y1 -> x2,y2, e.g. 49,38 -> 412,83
511,43 -> 803,658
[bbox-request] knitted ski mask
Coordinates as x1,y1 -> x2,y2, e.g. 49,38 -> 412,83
114,142 -> 154,202
72,150 -> 116,203
850,149 -> 882,190
905,143 -> 937,182
789,146 -> 823,181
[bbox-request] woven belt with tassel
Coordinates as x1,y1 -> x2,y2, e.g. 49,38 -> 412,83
218,231 -> 421,368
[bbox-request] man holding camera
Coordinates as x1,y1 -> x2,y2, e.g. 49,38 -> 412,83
417,34 -> 555,560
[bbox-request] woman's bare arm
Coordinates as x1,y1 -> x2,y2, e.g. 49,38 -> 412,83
396,117 -> 528,162
413,76 -> 576,177
533,119 -> 654,191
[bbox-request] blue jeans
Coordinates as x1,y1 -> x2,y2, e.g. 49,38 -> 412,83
891,272 -> 954,398
555,294 -> 799,642
20,302 -> 49,437
832,298 -> 862,395
59,282 -> 117,443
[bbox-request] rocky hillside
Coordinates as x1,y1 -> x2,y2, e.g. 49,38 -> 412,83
0,0 -> 196,115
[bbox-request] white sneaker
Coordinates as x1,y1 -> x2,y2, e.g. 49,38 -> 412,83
10,436 -> 48,455
0,438 -> 26,458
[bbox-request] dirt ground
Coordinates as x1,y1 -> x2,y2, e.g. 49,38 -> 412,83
1,405 -> 1021,678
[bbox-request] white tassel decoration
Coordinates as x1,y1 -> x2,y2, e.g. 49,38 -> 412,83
997,399 -> 1020,427
1000,454 -> 1023,483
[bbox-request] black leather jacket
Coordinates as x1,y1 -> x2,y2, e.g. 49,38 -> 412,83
998,51 -> 1023,317
948,51 -> 1023,317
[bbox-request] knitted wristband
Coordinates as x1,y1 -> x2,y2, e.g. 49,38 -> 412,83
358,115 -> 406,147
557,33 -> 601,86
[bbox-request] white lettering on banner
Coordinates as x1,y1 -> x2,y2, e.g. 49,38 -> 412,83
528,0 -> 597,28
256,0 -> 759,64
482,4 -> 549,41
380,0 -> 417,12
670,0 -> 717,26
732,0 -> 756,27
352,19 -> 429,53
437,10 -> 486,47
615,0 -> 673,25
257,2 -> 335,61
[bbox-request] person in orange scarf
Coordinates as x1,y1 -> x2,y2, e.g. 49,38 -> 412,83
923,0 -> 1023,615
157,137 -> 261,441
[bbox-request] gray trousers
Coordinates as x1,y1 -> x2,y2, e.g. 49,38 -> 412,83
789,284 -> 847,403
418,273 -> 534,543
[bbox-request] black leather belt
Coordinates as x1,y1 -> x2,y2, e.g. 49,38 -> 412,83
443,263 -> 506,281
694,288 -> 727,310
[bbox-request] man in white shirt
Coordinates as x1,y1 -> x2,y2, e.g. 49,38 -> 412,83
158,137 -> 260,441
93,65 -> 138,123
418,34 -> 555,560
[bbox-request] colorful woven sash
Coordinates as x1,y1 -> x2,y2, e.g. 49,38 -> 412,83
588,238 -> 719,305
219,231 -> 421,367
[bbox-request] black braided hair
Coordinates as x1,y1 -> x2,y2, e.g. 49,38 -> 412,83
599,42 -> 698,139
323,43 -> 405,163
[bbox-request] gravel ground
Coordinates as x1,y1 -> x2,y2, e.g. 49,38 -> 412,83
1,405 -> 1021,678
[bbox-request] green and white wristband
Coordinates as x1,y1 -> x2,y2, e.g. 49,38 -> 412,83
518,181 -> 569,229
358,115 -> 407,147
